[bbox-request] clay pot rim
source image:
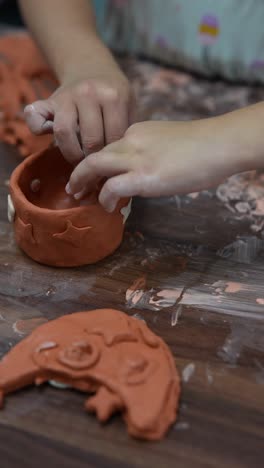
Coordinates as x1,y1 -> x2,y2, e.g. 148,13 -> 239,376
10,148 -> 109,216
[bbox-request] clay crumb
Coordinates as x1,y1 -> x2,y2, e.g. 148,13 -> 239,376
30,178 -> 41,192
182,363 -> 195,382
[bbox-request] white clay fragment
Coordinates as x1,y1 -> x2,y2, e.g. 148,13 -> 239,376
49,380 -> 71,389
120,199 -> 132,224
7,194 -> 15,223
30,178 -> 41,193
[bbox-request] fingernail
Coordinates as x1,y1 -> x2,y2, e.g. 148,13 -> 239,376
74,190 -> 84,200
42,120 -> 53,131
24,104 -> 35,113
65,183 -> 72,195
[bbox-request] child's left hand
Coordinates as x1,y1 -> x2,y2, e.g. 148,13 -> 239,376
66,119 -> 250,212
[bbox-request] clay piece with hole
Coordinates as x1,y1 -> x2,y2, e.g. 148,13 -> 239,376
9,147 -> 131,266
0,309 -> 180,440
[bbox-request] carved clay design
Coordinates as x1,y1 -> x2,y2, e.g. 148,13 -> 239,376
0,309 -> 180,440
57,340 -> 100,370
53,220 -> 92,247
119,353 -> 157,385
16,217 -> 36,244
7,194 -> 15,223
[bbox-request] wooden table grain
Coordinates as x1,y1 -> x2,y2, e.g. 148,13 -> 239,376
0,143 -> 263,468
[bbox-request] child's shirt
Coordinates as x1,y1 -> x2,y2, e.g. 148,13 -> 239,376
92,0 -> 264,83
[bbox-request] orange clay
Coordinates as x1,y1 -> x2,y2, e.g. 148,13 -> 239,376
0,33 -> 57,157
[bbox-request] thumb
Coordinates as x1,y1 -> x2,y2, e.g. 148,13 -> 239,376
24,99 -> 55,135
99,172 -> 140,212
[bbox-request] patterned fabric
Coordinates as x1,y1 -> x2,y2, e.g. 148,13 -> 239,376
92,0 -> 264,83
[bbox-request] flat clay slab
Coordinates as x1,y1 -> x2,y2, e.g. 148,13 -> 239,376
0,309 -> 180,440
9,147 -> 131,267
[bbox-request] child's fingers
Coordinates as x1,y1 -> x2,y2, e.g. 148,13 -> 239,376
76,95 -> 104,155
100,137 -> 128,154
128,92 -> 138,125
24,100 -> 54,135
102,94 -> 129,145
99,172 -> 142,212
68,151 -> 132,196
53,102 -> 83,164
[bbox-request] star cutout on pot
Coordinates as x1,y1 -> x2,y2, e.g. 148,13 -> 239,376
53,220 -> 92,248
16,217 -> 36,244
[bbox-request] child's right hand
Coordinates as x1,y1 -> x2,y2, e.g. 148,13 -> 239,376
66,112 -> 261,212
24,62 -> 136,164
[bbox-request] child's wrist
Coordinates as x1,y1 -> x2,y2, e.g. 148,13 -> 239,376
56,34 -> 112,83
214,107 -> 264,174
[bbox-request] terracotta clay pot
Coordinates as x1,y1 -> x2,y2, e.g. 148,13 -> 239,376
9,147 -> 131,267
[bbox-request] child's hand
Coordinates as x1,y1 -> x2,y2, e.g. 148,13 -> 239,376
66,119 -> 248,212
24,63 -> 136,164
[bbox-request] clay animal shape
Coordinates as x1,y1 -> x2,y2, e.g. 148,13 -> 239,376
0,309 -> 180,440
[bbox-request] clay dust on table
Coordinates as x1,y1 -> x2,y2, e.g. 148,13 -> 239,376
216,171 -> 264,235
125,274 -> 264,323
256,298 -> 264,305
126,276 -> 183,312
12,317 -> 48,336
213,281 -> 243,294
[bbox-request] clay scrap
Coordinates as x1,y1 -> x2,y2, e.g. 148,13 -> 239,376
0,309 -> 180,440
0,33 -> 56,157
9,146 -> 131,266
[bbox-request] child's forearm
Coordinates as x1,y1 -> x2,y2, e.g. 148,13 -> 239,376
214,102 -> 264,172
18,0 -> 114,82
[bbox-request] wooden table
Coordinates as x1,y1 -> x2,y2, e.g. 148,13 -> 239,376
0,142 -> 263,468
